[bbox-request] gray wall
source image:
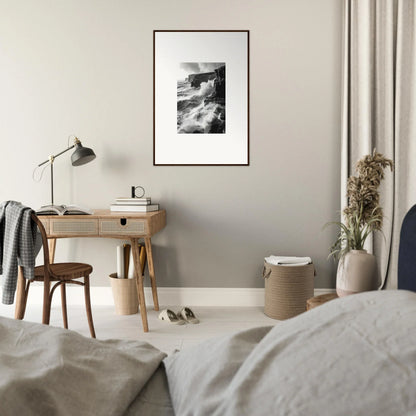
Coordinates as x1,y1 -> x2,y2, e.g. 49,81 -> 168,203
0,0 -> 342,288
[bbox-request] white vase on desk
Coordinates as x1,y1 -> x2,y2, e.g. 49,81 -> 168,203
336,250 -> 378,297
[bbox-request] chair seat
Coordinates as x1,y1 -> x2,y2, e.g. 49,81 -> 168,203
34,263 -> 93,281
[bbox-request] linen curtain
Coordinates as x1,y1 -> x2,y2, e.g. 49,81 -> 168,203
341,0 -> 416,289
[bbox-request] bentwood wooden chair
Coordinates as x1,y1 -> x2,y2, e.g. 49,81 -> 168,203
15,213 -> 96,338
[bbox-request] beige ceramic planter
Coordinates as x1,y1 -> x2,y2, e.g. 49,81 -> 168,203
336,250 -> 378,297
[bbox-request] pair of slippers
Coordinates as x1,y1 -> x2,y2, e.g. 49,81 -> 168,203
158,307 -> 199,325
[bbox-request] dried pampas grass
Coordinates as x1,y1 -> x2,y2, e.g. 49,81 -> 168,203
327,149 -> 393,259
344,149 -> 394,230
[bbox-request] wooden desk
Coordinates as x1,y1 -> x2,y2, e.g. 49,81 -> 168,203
26,209 -> 166,332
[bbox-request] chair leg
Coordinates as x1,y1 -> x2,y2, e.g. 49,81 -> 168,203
21,280 -> 31,319
61,283 -> 68,329
83,275 -> 96,338
15,267 -> 27,319
42,281 -> 51,325
15,280 -> 31,320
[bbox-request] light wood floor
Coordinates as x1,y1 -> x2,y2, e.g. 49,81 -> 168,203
0,303 -> 278,354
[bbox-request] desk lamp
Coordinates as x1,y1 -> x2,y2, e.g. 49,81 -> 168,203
37,136 -> 96,209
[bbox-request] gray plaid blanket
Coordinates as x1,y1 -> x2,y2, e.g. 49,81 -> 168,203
0,201 -> 40,304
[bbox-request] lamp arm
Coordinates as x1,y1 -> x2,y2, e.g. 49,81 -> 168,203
38,144 -> 75,167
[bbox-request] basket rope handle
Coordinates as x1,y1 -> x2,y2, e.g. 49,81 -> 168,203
262,266 -> 271,279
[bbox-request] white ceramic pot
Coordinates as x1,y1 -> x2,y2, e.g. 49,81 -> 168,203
336,250 -> 378,297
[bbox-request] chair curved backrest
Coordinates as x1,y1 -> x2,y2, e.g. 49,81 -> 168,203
30,213 -> 52,278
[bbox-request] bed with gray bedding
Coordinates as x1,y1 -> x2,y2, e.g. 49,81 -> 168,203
1,290 -> 416,415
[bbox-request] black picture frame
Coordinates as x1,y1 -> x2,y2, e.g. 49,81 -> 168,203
153,30 -> 249,166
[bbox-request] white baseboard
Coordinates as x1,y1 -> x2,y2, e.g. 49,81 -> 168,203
3,286 -> 335,308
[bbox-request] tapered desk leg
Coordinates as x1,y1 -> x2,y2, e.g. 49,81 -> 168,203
15,266 -> 26,319
49,238 -> 56,263
131,238 -> 149,332
144,237 -> 159,311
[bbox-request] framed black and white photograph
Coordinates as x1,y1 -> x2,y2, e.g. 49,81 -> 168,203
153,30 -> 249,165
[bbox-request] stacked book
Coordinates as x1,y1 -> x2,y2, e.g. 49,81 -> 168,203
110,197 -> 160,212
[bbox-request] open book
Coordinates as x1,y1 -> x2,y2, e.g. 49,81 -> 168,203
36,204 -> 93,216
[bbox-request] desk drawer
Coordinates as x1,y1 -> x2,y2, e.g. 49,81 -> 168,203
99,219 -> 147,236
50,219 -> 99,236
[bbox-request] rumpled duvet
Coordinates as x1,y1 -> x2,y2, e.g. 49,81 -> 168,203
164,290 -> 416,416
1,290 -> 416,416
0,317 -> 172,416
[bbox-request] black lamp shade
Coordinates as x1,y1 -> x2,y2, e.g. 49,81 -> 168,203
71,143 -> 96,166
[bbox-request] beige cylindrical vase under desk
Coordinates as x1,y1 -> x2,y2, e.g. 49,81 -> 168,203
109,273 -> 139,315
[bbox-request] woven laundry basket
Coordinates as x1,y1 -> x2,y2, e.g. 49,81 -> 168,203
263,261 -> 315,320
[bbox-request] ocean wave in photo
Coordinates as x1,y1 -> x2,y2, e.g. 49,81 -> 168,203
177,63 -> 225,134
